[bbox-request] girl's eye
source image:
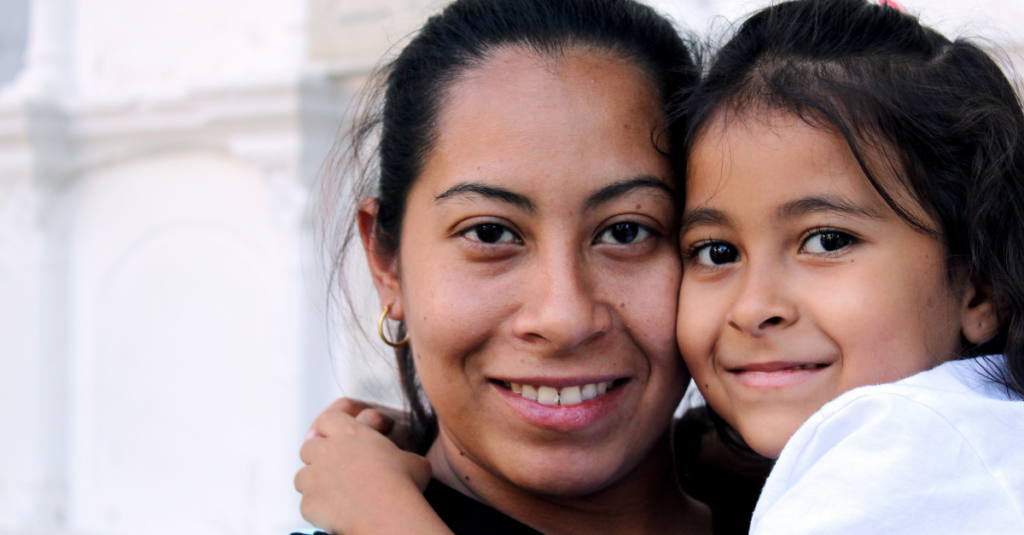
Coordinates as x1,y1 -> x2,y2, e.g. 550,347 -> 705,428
597,222 -> 652,245
802,230 -> 855,254
464,223 -> 518,244
694,242 -> 739,266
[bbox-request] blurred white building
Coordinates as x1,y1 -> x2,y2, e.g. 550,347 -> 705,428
0,0 -> 1021,534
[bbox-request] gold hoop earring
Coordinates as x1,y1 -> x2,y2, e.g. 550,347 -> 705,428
378,303 -> 410,347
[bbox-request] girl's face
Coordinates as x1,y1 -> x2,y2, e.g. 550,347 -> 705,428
677,111 -> 995,459
367,48 -> 687,496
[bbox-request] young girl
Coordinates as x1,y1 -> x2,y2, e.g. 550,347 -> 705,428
676,0 -> 1024,532
298,0 -> 1024,533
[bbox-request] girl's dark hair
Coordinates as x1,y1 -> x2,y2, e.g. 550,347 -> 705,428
679,0 -> 1024,398
325,0 -> 698,453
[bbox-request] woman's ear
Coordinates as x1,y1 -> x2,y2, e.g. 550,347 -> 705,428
358,198 -> 405,321
960,279 -> 1001,345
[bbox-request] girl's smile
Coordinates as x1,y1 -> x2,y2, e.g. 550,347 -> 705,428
677,111 -> 993,459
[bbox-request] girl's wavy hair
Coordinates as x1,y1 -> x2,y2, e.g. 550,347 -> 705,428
321,0 -> 699,453
679,0 -> 1024,400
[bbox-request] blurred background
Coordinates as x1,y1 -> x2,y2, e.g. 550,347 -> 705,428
0,0 -> 1021,533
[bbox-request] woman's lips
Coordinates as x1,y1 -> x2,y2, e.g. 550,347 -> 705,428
491,378 -> 628,431
727,361 -> 831,388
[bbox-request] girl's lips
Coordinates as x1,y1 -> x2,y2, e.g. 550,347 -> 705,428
492,379 -> 628,431
728,362 -> 831,388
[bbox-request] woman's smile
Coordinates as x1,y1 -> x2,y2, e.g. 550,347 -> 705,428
492,377 -> 629,431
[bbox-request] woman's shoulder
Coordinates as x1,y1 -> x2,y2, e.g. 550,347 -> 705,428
751,356 -> 1024,535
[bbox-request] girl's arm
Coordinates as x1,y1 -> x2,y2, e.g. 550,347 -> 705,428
295,399 -> 454,535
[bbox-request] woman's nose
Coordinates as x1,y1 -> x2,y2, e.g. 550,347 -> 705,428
512,249 -> 612,350
726,258 -> 798,336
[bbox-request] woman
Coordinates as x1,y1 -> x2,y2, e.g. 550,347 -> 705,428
295,0 -> 715,533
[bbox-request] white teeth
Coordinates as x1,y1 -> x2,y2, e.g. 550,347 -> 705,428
506,381 -> 616,405
560,386 -> 582,405
537,386 -> 559,405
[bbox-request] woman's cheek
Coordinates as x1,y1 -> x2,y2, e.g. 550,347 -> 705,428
402,255 -> 521,364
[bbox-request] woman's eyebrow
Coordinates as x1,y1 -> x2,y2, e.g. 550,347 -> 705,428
435,182 -> 536,212
584,176 -> 674,211
774,195 -> 883,224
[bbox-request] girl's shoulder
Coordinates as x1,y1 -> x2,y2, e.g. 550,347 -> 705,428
751,356 -> 1024,535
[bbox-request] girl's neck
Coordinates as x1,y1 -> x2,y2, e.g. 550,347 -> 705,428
426,429 -> 711,535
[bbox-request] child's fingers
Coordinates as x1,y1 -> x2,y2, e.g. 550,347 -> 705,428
307,397 -> 399,438
299,435 -> 325,465
294,464 -> 308,493
355,408 -> 394,434
368,403 -> 407,426
327,397 -> 374,417
311,406 -> 362,438
405,451 -> 433,492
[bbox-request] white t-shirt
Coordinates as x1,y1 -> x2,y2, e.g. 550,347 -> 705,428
750,356 -> 1024,535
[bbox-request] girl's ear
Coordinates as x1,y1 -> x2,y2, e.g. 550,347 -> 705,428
960,279 -> 1001,345
358,198 -> 405,321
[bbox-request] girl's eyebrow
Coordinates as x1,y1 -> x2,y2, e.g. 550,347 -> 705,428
680,207 -> 730,233
774,196 -> 883,223
680,195 -> 883,233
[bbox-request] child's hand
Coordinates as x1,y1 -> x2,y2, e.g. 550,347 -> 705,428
305,397 -> 416,453
295,402 -> 433,534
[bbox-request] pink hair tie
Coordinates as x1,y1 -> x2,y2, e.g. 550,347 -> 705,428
879,0 -> 907,12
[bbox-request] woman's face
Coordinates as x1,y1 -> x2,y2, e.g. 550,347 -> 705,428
370,48 -> 687,496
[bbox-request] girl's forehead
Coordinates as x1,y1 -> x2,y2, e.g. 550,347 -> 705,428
686,113 -> 862,196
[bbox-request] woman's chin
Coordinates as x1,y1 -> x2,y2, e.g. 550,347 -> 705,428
494,451 -> 635,498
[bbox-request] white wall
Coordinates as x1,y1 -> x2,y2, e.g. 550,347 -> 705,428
0,0 -> 28,85
0,0 -> 1021,534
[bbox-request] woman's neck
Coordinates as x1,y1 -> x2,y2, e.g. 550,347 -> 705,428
426,429 -> 711,535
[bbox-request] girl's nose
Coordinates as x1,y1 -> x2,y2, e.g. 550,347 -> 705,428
726,258 -> 798,336
512,249 -> 612,351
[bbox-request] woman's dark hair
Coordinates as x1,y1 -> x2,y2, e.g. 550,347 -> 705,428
324,0 -> 698,453
679,0 -> 1024,399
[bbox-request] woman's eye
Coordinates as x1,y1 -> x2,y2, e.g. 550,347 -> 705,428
597,222 -> 652,245
802,230 -> 855,254
694,242 -> 739,266
464,223 -> 518,244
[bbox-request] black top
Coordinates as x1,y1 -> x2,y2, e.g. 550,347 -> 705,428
293,480 -> 542,535
424,479 -> 544,535
675,406 -> 774,535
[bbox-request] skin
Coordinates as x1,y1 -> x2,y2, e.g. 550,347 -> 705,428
677,110 -> 1000,459
360,47 -> 709,534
